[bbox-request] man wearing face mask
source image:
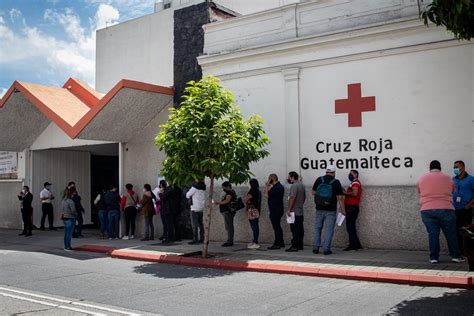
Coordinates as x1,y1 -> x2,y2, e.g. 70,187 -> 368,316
18,186 -> 33,237
40,182 -> 55,230
344,170 -> 363,251
264,174 -> 285,249
285,171 -> 306,252
452,160 -> 474,254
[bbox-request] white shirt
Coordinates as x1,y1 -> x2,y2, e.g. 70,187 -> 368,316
186,187 -> 207,212
40,188 -> 53,203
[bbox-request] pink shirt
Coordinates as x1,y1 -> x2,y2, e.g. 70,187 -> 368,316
416,170 -> 454,211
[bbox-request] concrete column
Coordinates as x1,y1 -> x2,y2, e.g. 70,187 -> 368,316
282,67 -> 301,175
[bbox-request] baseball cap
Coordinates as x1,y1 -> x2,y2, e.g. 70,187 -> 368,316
44,182 -> 52,186
326,166 -> 336,173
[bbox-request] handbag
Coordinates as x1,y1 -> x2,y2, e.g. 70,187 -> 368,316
230,197 -> 245,212
247,205 -> 260,220
129,193 -> 141,210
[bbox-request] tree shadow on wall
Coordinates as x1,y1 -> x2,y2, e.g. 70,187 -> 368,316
386,289 -> 474,315
133,262 -> 236,279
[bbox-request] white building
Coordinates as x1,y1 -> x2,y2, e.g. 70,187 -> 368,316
0,0 -> 472,250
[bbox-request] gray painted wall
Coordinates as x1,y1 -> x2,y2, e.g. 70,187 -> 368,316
0,181 -> 23,229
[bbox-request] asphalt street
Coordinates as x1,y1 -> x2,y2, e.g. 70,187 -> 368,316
1,245 -> 473,315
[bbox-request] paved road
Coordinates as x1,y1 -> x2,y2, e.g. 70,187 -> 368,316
1,246 -> 473,315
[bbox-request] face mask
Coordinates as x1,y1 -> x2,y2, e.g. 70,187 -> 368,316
348,174 -> 354,182
453,168 -> 461,176
287,179 -> 292,184
46,186 -> 51,190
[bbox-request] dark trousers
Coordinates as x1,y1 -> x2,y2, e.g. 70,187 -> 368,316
124,206 -> 137,236
456,208 -> 473,254
269,210 -> 284,247
73,213 -> 83,237
173,213 -> 181,241
290,215 -> 304,249
40,203 -> 54,229
191,211 -> 204,242
345,205 -> 362,249
222,211 -> 235,244
160,213 -> 168,239
249,218 -> 259,243
21,210 -> 33,235
164,213 -> 176,241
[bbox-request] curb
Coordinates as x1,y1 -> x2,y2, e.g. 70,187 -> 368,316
76,245 -> 473,289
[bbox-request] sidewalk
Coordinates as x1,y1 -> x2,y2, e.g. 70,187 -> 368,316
1,228 -> 472,288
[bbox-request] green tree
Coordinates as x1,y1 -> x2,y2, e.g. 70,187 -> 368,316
155,76 -> 270,257
421,0 -> 473,40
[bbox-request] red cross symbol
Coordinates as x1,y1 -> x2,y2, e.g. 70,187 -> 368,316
335,83 -> 376,127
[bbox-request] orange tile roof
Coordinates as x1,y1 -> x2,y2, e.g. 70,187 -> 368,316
0,78 -> 174,139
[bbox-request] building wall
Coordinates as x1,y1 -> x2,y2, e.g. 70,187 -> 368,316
31,150 -> 91,228
198,1 -> 473,250
214,0 -> 300,15
122,105 -> 172,238
95,9 -> 174,93
0,181 -> 23,229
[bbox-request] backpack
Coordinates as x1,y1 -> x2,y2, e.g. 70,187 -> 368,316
314,176 -> 336,206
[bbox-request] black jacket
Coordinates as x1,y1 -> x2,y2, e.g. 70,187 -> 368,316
104,191 -> 120,211
19,192 -> 33,213
160,187 -> 174,215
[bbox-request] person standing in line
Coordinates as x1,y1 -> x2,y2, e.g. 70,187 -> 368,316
312,166 -> 345,255
452,160 -> 474,254
40,182 -> 55,230
170,185 -> 183,242
70,183 -> 85,238
158,180 -> 168,242
104,185 -> 121,240
264,174 -> 285,250
94,188 -> 108,239
344,169 -> 363,251
121,183 -> 139,240
186,180 -> 206,245
160,180 -> 175,244
417,160 -> 464,263
285,171 -> 306,252
18,186 -> 33,237
140,184 -> 156,241
61,187 -> 77,251
245,179 -> 262,249
214,181 -> 237,247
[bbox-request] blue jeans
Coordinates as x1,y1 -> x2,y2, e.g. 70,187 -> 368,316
108,210 -> 120,238
421,210 -> 462,260
313,210 -> 337,251
249,218 -> 259,244
63,218 -> 75,249
98,210 -> 108,234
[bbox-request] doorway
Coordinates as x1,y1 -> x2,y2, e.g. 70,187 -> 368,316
91,155 -> 119,227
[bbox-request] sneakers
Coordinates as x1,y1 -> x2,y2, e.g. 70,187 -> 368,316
430,259 -> 439,264
248,243 -> 260,250
130,235 -> 135,239
312,248 -> 320,254
221,242 -> 233,247
451,257 -> 465,263
267,245 -> 281,250
285,247 -> 298,252
323,250 -> 333,255
64,247 -> 72,252
122,236 -> 129,240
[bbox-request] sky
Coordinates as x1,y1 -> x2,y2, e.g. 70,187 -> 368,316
0,0 -> 158,98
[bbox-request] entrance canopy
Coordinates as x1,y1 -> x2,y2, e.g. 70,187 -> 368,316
0,78 -> 173,151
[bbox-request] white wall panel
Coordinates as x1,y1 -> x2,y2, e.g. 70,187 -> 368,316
32,150 -> 91,228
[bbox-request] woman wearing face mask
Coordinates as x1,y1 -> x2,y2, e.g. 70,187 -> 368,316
344,169 -> 363,251
245,179 -> 262,249
140,184 -> 156,241
214,181 -> 237,247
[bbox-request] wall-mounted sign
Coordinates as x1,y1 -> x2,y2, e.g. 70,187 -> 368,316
0,151 -> 17,175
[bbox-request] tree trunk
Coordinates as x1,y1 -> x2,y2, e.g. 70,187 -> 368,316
203,176 -> 214,258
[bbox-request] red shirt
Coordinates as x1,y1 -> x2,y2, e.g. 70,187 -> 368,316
345,179 -> 362,206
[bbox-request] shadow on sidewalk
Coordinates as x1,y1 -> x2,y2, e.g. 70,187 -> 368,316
386,289 -> 474,315
133,262 -> 236,279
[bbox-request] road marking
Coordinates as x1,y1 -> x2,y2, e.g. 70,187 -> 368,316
0,286 -> 142,316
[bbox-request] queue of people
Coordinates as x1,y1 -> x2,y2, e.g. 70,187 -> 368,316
17,160 -> 473,260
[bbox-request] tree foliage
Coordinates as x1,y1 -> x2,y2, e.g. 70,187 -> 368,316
155,75 -> 270,186
421,0 -> 473,40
